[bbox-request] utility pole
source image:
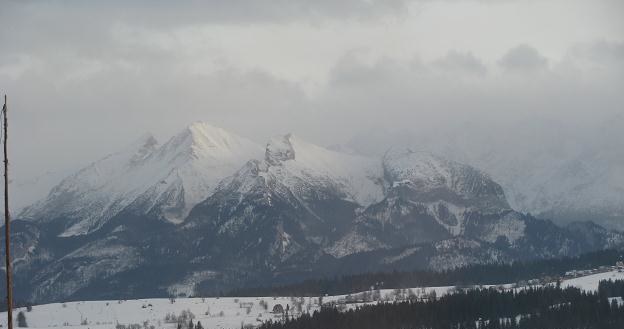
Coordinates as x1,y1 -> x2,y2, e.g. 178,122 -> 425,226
3,95 -> 12,329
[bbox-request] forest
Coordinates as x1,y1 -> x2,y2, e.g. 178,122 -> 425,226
228,249 -> 623,297
259,279 -> 624,329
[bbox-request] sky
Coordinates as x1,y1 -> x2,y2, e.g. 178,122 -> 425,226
0,0 -> 623,180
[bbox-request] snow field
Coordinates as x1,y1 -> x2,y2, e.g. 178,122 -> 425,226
4,270 -> 624,329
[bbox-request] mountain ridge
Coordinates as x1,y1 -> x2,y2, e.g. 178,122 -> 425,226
5,122 -> 623,303
19,122 -> 263,235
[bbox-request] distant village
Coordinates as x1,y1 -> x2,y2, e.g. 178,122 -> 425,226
565,261 -> 624,279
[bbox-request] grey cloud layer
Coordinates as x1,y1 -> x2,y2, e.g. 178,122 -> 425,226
0,0 -> 623,180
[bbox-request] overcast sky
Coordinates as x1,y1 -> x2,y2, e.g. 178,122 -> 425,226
1,0 -> 623,179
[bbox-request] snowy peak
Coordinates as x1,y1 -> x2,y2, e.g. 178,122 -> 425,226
156,122 -> 260,162
128,123 -> 263,224
185,121 -> 257,158
20,122 -> 263,236
383,149 -> 456,188
382,148 -> 510,210
265,134 -> 296,165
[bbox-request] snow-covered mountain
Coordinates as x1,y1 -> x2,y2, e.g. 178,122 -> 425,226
20,122 -> 263,236
327,149 -> 514,258
347,115 -> 624,231
7,123 -> 623,303
182,134 -> 385,270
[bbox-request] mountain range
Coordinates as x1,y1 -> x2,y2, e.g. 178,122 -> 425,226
3,122 -> 623,303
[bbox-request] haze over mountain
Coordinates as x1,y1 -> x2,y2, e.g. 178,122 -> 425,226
2,0 -> 622,190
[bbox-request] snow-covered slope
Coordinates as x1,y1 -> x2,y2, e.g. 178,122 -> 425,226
20,122 -> 263,236
262,133 -> 384,206
348,115 -> 624,231
6,270 -> 624,329
327,149 -> 515,258
561,270 -> 624,291
382,149 -> 510,211
1,289 -> 454,329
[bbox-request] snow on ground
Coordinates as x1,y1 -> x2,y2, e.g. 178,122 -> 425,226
0,286 -> 454,329
4,270 -> 624,329
4,297 -> 291,329
561,269 -> 624,291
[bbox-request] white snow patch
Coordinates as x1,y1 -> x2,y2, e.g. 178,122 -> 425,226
325,230 -> 387,258
168,271 -> 219,298
561,270 -> 624,291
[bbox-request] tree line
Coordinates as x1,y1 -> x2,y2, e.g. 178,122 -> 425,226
228,249 -> 623,297
259,279 -> 624,329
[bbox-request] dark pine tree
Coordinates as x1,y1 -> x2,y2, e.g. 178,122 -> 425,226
17,311 -> 27,328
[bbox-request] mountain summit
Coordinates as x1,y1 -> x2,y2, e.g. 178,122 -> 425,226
20,122 -> 263,236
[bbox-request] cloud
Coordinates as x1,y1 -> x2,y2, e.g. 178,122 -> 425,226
433,50 -> 487,76
328,51 -> 421,87
320,43 -> 623,145
499,44 -> 549,71
0,0 -> 411,31
2,59 -> 309,178
568,40 -> 624,65
0,0 -> 622,182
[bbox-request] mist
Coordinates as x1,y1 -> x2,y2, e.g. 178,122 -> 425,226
0,0 -> 622,182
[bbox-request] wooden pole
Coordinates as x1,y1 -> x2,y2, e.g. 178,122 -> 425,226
3,95 -> 12,329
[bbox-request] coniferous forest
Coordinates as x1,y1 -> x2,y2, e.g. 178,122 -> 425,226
259,280 -> 624,329
228,249 -> 622,297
